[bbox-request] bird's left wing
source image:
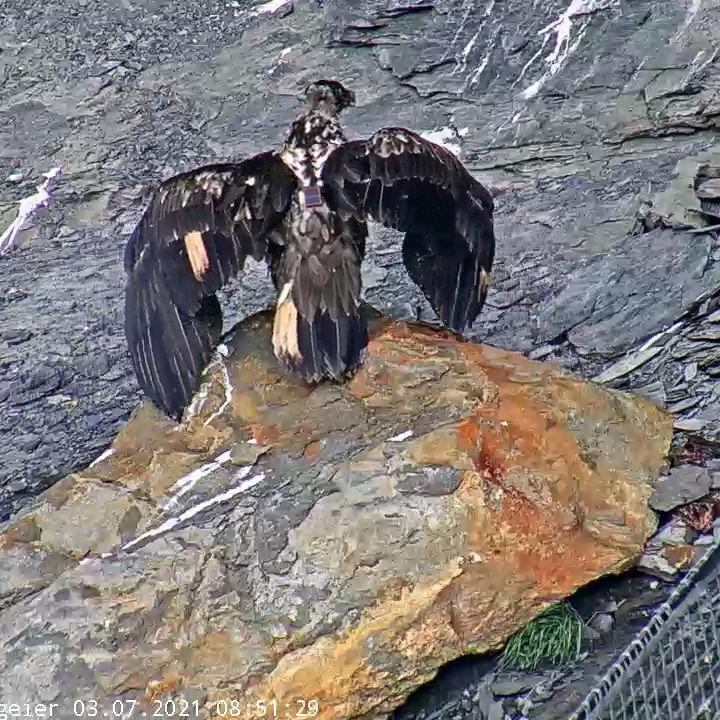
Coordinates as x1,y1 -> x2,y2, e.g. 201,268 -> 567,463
124,153 -> 296,420
321,128 -> 495,333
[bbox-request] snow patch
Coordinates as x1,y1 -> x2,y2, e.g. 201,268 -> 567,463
250,0 -> 290,17
420,127 -> 463,157
389,430 -> 414,443
0,167 -> 62,256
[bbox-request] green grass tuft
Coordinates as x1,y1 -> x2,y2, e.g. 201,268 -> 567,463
500,602 -> 584,671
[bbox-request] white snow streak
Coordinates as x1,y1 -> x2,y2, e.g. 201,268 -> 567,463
465,49 -> 492,90
462,32 -> 479,61
204,360 -> 234,426
89,448 -> 115,467
124,471 -> 266,551
185,379 -> 211,420
517,0 -> 616,100
184,350 -> 233,424
679,0 -> 702,35
444,4 -> 474,63
389,430 -> 414,442
450,0 -> 496,86
165,449 -> 234,507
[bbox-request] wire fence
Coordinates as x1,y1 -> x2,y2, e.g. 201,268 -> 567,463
571,541 -> 720,720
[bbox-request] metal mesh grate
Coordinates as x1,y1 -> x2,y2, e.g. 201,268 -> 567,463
571,541 -> 720,720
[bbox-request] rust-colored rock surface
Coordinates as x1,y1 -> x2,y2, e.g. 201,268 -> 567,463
0,311 -> 672,718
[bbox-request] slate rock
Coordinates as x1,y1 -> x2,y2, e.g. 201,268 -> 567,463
395,465 -> 462,496
649,464 -> 713,512
491,674 -> 546,697
2,328 -> 33,345
10,365 -> 63,405
15,434 -> 41,453
537,229 -> 720,358
75,352 -> 114,378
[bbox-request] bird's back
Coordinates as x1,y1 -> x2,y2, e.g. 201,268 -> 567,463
280,111 -> 346,188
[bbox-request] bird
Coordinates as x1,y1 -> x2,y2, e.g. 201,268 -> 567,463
123,79 -> 496,421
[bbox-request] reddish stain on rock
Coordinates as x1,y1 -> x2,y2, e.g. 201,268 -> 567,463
249,423 -> 282,445
475,430 -> 507,483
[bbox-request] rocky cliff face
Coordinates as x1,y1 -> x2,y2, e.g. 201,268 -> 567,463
1,0 -> 719,520
0,312 -> 672,717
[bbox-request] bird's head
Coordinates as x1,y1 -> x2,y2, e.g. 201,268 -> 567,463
304,79 -> 356,116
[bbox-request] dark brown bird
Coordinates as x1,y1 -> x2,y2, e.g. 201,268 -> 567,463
123,79 -> 496,420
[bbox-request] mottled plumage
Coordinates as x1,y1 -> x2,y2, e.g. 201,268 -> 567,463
124,79 -> 496,421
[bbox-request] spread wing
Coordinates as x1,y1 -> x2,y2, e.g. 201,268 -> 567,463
321,128 -> 495,332
124,153 -> 296,420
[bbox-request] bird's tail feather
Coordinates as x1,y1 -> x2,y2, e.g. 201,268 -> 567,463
293,306 -> 368,381
272,258 -> 367,382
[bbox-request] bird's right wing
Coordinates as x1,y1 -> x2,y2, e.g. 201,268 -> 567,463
124,153 -> 296,420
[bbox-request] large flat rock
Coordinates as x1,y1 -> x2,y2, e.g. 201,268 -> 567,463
0,313 -> 672,718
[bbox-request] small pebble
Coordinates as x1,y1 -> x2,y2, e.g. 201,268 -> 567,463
588,612 -> 614,635
6,287 -> 29,301
16,433 -> 41,452
674,418 -> 707,432
2,328 -> 33,345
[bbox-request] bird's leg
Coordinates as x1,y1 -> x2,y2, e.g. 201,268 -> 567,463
184,231 -> 210,280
